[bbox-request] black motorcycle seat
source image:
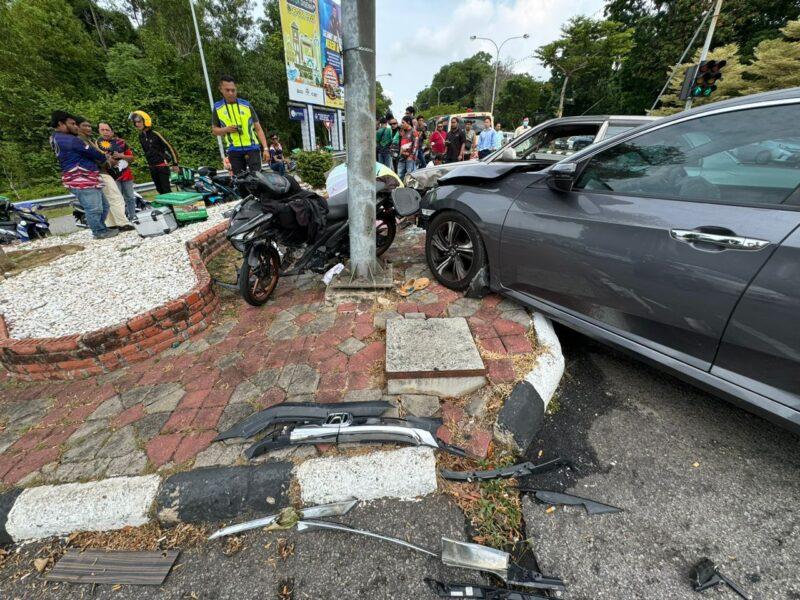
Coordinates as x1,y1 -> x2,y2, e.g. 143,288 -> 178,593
326,189 -> 348,220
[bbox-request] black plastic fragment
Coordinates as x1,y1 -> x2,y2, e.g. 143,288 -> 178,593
214,400 -> 393,441
440,457 -> 573,482
690,558 -> 750,599
424,578 -> 550,599
519,489 -> 622,515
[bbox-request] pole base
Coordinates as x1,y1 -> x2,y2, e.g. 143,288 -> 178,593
325,260 -> 394,305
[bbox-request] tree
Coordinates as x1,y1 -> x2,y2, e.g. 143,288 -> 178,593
653,43 -> 746,115
413,52 -> 493,111
743,19 -> 800,94
605,0 -> 800,114
494,75 -> 550,129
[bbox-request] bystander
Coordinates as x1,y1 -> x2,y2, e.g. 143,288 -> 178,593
130,110 -> 179,195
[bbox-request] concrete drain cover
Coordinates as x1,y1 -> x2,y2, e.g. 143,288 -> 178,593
385,317 -> 486,397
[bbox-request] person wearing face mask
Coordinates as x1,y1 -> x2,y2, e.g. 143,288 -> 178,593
514,116 -> 531,138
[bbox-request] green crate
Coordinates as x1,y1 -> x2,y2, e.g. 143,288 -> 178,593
152,192 -> 208,223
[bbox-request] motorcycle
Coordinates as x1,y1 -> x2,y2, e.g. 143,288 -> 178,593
224,170 -> 421,306
172,166 -> 240,205
0,196 -> 51,243
72,190 -> 149,229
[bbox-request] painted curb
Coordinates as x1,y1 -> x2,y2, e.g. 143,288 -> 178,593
494,312 -> 565,453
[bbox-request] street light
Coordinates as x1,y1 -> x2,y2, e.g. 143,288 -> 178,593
377,73 -> 392,77
432,85 -> 455,106
470,33 -> 530,114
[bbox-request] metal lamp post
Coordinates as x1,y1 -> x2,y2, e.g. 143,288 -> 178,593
470,33 -> 529,114
432,85 -> 454,106
188,0 -> 225,162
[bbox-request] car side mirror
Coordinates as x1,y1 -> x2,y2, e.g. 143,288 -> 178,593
547,162 -> 578,193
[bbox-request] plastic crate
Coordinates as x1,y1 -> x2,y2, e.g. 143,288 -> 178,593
151,192 -> 208,224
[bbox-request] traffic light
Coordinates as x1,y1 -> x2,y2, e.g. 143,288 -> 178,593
679,60 -> 727,100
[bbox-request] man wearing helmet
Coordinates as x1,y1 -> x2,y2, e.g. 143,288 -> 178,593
129,110 -> 179,194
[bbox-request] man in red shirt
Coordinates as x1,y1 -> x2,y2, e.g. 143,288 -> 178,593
429,120 -> 447,165
98,122 -> 136,221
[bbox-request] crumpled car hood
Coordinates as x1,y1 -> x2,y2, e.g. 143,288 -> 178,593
438,161 -> 536,186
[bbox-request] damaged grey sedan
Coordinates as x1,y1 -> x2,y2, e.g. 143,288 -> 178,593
418,88 -> 800,434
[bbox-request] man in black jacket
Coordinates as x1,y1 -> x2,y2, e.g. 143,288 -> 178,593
129,110 -> 179,194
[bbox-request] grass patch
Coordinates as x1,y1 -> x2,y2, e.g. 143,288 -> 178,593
440,450 -> 524,551
1,244 -> 84,278
41,205 -> 74,220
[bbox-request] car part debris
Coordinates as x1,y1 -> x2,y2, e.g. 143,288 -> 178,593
296,520 -> 438,557
208,499 -> 357,540
441,538 -> 566,591
690,558 -> 750,599
519,488 -> 622,515
424,578 -> 551,599
45,550 -> 180,586
244,415 -> 466,459
214,400 -> 393,441
440,457 -> 572,482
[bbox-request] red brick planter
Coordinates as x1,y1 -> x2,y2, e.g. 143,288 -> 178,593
0,222 -> 229,381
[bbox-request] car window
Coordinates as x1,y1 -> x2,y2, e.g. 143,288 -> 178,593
602,123 -> 644,139
502,124 -> 601,161
575,104 -> 800,206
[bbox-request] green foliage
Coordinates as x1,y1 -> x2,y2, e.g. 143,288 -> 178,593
537,17 -> 634,116
742,19 -> 800,94
494,75 -> 550,129
0,0 -> 301,199
414,52 -> 493,111
294,150 -> 333,189
376,81 -> 392,119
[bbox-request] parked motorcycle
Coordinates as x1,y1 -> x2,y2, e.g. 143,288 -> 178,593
0,196 -> 51,243
172,166 -> 240,205
224,171 -> 421,306
72,191 -> 149,229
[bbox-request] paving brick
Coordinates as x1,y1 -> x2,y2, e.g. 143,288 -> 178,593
463,429 -> 492,459
486,359 -> 517,383
480,337 -> 507,355
173,432 -> 216,464
192,407 -> 224,430
111,404 -> 145,429
501,334 -> 533,354
494,318 -> 526,337
146,433 -> 183,467
180,389 -> 210,409
162,409 -> 199,434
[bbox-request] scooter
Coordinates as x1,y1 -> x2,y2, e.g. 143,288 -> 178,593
72,191 -> 149,229
224,171 -> 421,306
0,196 -> 51,243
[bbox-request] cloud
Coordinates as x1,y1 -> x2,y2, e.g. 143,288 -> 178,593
376,0 -> 605,112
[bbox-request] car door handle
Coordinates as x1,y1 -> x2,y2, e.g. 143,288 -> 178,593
670,229 -> 770,251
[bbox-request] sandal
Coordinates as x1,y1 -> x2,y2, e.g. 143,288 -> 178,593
398,278 -> 417,297
412,277 -> 430,292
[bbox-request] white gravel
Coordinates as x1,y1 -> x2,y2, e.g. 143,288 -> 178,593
0,205 -> 229,339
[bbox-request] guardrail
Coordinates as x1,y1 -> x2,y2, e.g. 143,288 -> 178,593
14,149 -> 348,210
13,182 -> 156,211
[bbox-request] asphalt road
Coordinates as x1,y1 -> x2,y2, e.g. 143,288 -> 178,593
524,326 -> 800,600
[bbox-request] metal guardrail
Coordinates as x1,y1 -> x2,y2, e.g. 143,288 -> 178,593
14,150 -> 347,210
13,182 -> 156,210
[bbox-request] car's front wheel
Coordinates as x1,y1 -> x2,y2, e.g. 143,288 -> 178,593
425,211 -> 486,291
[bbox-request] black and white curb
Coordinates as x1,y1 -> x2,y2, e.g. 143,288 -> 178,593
493,312 -> 565,455
0,447 -> 439,543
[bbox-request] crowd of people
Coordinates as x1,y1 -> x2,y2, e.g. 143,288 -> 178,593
375,106 -> 515,179
49,76 -> 287,239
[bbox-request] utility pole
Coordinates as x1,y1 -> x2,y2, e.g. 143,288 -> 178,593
685,0 -> 723,111
342,0 -> 379,280
432,85 -> 454,106
189,0 -> 225,162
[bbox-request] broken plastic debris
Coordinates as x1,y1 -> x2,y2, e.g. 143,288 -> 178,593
322,262 -> 345,285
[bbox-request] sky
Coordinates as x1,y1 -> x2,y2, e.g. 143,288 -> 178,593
375,0 -> 606,114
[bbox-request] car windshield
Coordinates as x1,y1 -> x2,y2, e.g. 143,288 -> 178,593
603,123 -> 644,139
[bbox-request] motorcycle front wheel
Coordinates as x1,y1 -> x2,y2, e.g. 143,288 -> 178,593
375,214 -> 397,257
239,244 -> 280,306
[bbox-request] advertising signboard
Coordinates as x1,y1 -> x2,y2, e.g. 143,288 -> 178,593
279,0 -> 344,109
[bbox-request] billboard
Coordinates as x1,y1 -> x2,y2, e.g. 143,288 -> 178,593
279,0 -> 344,109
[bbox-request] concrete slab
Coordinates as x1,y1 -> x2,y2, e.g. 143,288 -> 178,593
386,317 -> 485,378
387,375 -> 487,397
296,447 -> 437,504
6,476 -> 160,540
